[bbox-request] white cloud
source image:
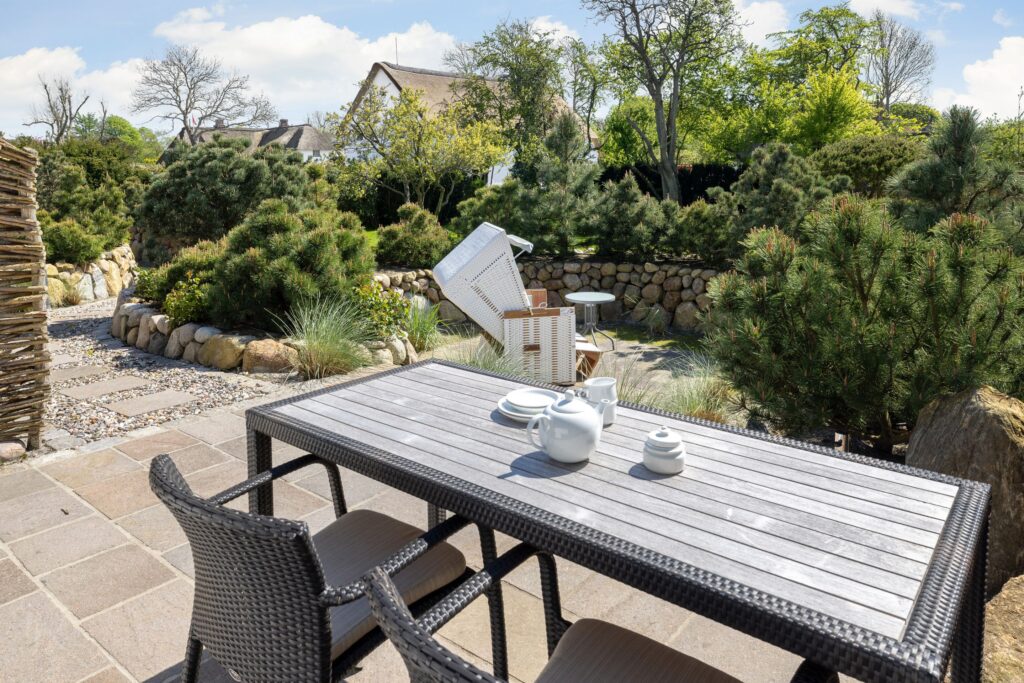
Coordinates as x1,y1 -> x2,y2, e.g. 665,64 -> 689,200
939,1 -> 964,11
0,47 -> 145,137
736,0 -> 788,46
0,7 -> 458,137
151,8 -> 457,123
925,29 -> 949,47
933,36 -> 1024,118
531,16 -> 579,42
849,0 -> 922,19
993,9 -> 1014,28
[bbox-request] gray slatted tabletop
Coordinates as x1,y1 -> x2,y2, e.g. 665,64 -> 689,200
246,361 -> 990,683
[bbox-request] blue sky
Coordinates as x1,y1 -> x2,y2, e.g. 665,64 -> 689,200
1,1 -> 1021,137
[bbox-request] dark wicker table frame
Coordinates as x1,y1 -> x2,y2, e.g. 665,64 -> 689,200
246,361 -> 990,683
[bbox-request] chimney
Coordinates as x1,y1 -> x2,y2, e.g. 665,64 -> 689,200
278,118 -> 289,128
214,119 -> 226,128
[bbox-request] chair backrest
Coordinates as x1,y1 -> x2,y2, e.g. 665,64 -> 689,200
149,455 -> 332,683
364,567 -> 502,683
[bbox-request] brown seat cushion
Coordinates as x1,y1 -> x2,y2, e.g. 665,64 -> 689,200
535,618 -> 741,683
311,509 -> 466,658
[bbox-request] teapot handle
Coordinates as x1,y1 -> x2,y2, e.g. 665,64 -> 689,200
526,414 -> 549,451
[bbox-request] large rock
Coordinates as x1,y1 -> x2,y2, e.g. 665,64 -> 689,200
385,337 -> 407,365
102,265 -> 123,297
437,300 -> 467,323
242,339 -> 298,373
89,265 -> 108,299
985,573 -> 1024,681
0,439 -> 25,462
126,327 -> 139,346
75,273 -> 95,301
673,301 -> 700,330
403,338 -> 419,366
136,313 -> 153,349
147,332 -> 168,356
182,341 -> 202,364
151,314 -> 171,335
907,387 -> 1024,596
165,323 -> 200,359
198,334 -> 255,370
126,305 -> 153,328
193,325 -> 221,344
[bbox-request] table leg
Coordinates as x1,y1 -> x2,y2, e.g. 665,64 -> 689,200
951,516 -> 987,683
247,428 -> 273,516
478,526 -> 508,680
427,503 -> 447,528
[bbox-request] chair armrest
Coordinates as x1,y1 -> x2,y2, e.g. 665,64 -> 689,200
319,514 -> 472,607
416,543 -> 541,635
209,454 -> 334,506
790,661 -> 839,683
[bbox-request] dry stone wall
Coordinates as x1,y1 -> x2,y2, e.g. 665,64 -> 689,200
373,259 -> 718,331
45,245 -> 137,305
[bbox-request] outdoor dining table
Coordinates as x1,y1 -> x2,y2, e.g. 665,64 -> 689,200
245,360 -> 990,683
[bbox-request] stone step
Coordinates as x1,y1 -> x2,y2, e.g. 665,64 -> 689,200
105,390 -> 197,417
60,376 -> 153,400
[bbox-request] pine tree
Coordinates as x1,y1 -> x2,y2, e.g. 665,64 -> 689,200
888,105 -> 1024,232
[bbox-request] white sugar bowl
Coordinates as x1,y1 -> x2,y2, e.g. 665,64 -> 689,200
643,427 -> 686,474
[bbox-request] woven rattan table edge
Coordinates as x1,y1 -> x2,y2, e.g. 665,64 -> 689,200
246,360 -> 990,683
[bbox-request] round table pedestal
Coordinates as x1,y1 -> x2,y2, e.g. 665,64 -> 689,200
564,292 -> 616,350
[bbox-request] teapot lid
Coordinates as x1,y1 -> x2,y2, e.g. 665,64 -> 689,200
550,390 -> 592,414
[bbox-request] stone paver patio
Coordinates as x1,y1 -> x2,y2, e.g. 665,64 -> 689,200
0,372 -> 825,683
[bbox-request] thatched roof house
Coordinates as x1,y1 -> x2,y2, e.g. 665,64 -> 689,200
167,119 -> 334,162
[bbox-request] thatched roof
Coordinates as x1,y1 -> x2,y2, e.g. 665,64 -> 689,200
172,120 -> 334,153
350,62 -> 596,145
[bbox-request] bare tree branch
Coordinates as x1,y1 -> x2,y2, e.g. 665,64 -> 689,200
131,44 -> 277,145
865,10 -> 935,111
23,76 -> 90,144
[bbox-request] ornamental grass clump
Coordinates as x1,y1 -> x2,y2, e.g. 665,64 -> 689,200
275,298 -> 372,379
405,301 -> 443,352
658,354 -> 741,426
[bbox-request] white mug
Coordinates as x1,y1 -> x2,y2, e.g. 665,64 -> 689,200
582,377 -> 617,426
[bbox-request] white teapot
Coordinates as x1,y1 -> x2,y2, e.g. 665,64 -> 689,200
526,390 -> 609,464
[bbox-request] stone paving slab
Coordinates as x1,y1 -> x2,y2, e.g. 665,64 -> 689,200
115,430 -> 199,461
106,389 -> 198,417
0,592 -> 110,683
9,514 -> 127,575
0,486 -> 92,542
60,376 -> 153,400
49,353 -> 77,366
0,558 -> 36,605
51,364 -> 108,383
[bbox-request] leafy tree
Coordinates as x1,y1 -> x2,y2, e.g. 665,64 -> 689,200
888,102 -> 940,131
812,134 -> 923,196
704,197 -> 1024,452
701,80 -> 796,162
561,37 -> 607,147
446,19 -> 565,174
585,0 -> 741,202
333,86 -> 507,214
132,45 -> 275,144
205,200 -> 373,330
137,137 -> 309,246
786,68 -> 881,153
376,204 -> 453,268
762,4 -> 874,84
888,106 -> 1024,232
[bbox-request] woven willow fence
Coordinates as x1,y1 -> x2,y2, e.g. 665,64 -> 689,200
0,139 -> 48,450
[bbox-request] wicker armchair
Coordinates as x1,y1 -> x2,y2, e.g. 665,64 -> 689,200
149,453 -> 470,683
362,544 -> 841,683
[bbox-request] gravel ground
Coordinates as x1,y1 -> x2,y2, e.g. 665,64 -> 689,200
43,298 -> 285,447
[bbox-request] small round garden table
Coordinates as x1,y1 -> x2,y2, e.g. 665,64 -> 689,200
565,291 -> 616,350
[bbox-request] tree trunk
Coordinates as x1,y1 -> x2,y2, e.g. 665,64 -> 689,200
659,156 -> 680,203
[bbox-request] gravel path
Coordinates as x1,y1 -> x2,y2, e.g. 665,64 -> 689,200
43,299 -> 283,449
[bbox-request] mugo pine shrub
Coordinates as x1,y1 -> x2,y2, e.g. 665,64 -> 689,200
703,196 -> 1024,453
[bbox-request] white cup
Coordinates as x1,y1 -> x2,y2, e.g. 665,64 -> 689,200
582,377 -> 617,426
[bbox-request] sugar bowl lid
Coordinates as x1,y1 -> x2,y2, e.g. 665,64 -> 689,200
646,426 -> 683,450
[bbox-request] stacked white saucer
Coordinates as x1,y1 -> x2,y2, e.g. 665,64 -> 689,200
496,388 -> 561,424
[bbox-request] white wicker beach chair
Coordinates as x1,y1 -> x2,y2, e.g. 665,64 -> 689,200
503,307 -> 577,385
433,223 -> 532,342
